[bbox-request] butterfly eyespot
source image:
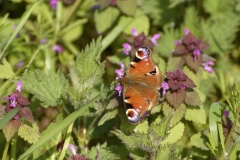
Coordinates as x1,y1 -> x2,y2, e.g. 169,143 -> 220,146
126,109 -> 140,123
136,46 -> 150,59
149,68 -> 157,75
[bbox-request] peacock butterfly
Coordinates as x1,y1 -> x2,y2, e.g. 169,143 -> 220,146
119,46 -> 164,124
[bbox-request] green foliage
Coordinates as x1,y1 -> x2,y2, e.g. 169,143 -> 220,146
0,58 -> 15,79
113,114 -> 177,159
20,70 -> 68,108
68,37 -> 105,109
1,0 -> 240,159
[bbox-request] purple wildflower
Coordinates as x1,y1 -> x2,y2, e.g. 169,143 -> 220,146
202,61 -> 214,73
161,81 -> 169,95
15,61 -> 24,69
14,115 -> 19,120
150,33 -> 161,46
115,63 -> 125,80
16,81 -> 22,92
132,28 -> 138,36
41,38 -> 46,44
193,49 -> 201,61
224,110 -> 229,118
184,28 -> 190,35
180,85 -> 185,90
10,99 -> 17,107
68,144 -> 76,155
115,84 -> 122,97
52,44 -> 63,53
50,0 -> 58,10
122,43 -> 132,55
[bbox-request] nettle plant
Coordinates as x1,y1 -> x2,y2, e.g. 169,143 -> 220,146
1,0 -> 240,160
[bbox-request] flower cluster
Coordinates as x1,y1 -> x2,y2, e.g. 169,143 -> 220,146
122,28 -> 161,55
160,68 -> 202,108
173,28 -> 214,73
115,63 -> 125,97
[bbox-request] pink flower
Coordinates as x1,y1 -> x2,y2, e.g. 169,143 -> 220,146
115,84 -> 122,97
50,0 -> 58,10
68,144 -> 76,155
132,28 -> 138,36
202,61 -> 214,73
52,44 -> 63,53
122,43 -> 132,55
184,28 -> 190,35
193,49 -> 201,61
150,33 -> 161,46
161,81 -> 169,95
16,81 -> 22,92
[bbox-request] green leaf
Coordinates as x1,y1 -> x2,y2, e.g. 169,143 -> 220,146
18,95 -> 100,160
116,0 -> 136,16
0,0 -> 42,59
185,106 -> 206,124
123,11 -> 150,35
86,143 -> 120,160
161,122 -> 184,145
101,15 -> 133,52
0,107 -> 20,129
154,145 -> 178,160
0,58 -> 15,79
94,7 -> 120,33
191,132 -> 209,151
18,123 -> 40,144
151,113 -> 172,138
171,104 -> 186,127
208,103 -> 222,149
68,37 -> 105,109
20,70 -> 68,108
141,0 -> 162,26
166,56 -> 184,72
135,120 -> 148,134
2,119 -> 21,142
98,109 -> 118,126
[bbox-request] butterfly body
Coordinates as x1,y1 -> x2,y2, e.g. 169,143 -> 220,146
120,46 -> 163,124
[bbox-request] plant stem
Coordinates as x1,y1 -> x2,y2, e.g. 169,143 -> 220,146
61,0 -> 82,28
10,134 -> 17,160
2,141 -> 10,160
220,104 -> 240,158
23,47 -> 40,75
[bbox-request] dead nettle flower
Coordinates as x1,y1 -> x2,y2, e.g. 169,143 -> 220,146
115,63 -> 125,96
122,28 -> 161,55
52,44 -> 63,53
163,68 -> 201,108
2,81 -> 34,122
173,28 -> 210,72
50,0 -> 58,10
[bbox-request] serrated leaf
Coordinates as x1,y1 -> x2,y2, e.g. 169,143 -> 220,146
106,96 -> 119,109
123,11 -> 149,35
155,145 -> 178,160
3,119 -> 21,142
18,123 -> 40,144
19,107 -> 34,123
185,106 -> 206,124
151,114 -> 172,138
116,0 -> 136,16
171,104 -> 186,127
166,90 -> 186,108
94,7 -> 120,33
185,90 -> 203,106
185,53 -> 202,72
86,143 -> 120,160
134,120 -> 148,134
191,132 -> 209,150
68,37 -> 105,109
20,70 -> 67,108
98,109 -> 118,126
183,66 -> 203,87
161,122 -> 184,145
0,58 -> 15,79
